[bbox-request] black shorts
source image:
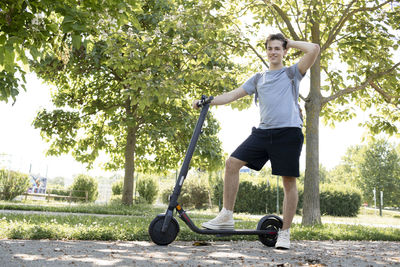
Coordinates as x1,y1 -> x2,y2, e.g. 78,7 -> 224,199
231,127 -> 304,177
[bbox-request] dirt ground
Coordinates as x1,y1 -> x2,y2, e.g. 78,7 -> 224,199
0,239 -> 399,266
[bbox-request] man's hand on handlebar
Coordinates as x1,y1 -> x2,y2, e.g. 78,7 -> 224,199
192,100 -> 200,110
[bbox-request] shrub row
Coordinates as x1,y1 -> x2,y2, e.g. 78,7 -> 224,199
211,179 -> 361,217
320,184 -> 361,217
112,174 -> 361,216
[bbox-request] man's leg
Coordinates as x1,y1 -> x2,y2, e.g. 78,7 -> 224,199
281,176 -> 298,230
275,176 -> 298,249
223,157 -> 247,211
202,156 -> 246,230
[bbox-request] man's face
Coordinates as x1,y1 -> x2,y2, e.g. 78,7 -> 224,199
266,40 -> 287,65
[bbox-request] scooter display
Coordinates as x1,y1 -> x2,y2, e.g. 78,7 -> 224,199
148,95 -> 283,246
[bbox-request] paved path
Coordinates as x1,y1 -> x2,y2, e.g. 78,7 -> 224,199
0,239 -> 399,266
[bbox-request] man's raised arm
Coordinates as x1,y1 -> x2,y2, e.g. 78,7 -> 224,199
287,40 -> 320,75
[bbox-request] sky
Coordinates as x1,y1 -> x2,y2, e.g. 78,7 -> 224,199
0,72 -> 397,184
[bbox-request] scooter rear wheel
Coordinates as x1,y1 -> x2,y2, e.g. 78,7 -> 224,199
149,214 -> 180,246
256,215 -> 283,247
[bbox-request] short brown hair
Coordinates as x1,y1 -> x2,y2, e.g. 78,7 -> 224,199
264,33 -> 287,50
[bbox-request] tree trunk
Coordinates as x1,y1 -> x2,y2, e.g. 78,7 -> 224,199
302,16 -> 322,225
122,125 -> 136,205
302,86 -> 322,225
122,97 -> 138,206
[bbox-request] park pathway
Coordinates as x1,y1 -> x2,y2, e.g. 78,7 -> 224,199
0,239 -> 399,266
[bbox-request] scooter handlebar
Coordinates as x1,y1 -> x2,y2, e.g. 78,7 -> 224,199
196,95 -> 214,108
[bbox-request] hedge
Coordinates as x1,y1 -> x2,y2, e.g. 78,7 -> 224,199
211,180 -> 361,217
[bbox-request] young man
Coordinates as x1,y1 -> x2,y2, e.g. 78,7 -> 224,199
193,33 -> 319,249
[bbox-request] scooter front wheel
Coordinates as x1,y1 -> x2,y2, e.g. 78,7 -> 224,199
149,214 -> 180,245
256,215 -> 283,247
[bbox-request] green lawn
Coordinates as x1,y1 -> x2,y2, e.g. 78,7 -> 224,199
0,201 -> 399,242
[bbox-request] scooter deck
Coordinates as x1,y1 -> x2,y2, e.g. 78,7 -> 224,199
196,228 -> 277,236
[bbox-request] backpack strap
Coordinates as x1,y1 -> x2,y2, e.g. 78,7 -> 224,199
254,72 -> 262,105
285,66 -> 303,122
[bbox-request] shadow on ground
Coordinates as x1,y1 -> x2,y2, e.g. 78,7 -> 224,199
0,239 -> 399,266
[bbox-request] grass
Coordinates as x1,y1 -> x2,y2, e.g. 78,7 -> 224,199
0,201 -> 399,242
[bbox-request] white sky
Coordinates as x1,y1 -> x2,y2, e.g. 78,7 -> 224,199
2,72 -> 392,184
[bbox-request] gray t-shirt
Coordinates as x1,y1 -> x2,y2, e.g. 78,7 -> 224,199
242,63 -> 304,129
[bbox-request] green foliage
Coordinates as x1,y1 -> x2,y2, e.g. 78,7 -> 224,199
336,140 -> 400,208
358,140 -> 400,207
111,180 -> 123,196
46,185 -> 70,197
0,0 -> 140,102
0,206 -> 399,242
70,174 -> 98,202
210,176 -> 224,209
211,179 -> 360,216
137,177 -> 159,204
0,169 -> 30,200
47,176 -> 65,187
161,174 -> 211,209
30,0 -> 252,204
180,180 -> 210,209
320,184 -> 361,217
211,179 -> 293,215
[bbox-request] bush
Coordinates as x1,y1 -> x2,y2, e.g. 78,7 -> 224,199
211,179 -> 288,214
320,184 -> 361,217
70,174 -> 98,202
210,177 -> 224,209
111,180 -> 123,196
0,169 -> 30,200
137,176 -> 159,204
182,180 -> 210,209
161,180 -> 210,209
47,185 -> 70,197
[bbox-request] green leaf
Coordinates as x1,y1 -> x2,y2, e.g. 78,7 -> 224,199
72,34 -> 81,49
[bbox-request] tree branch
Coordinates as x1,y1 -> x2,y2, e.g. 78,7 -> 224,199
322,0 -> 393,52
247,42 -> 269,68
262,0 -> 300,40
322,62 -> 400,105
369,81 -> 400,104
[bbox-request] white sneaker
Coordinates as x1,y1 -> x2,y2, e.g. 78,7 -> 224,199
201,208 -> 234,230
275,228 -> 290,249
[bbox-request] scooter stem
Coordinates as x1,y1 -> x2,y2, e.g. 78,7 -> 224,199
161,96 -> 213,233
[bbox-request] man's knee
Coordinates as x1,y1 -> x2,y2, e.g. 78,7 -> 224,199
282,176 -> 297,191
225,157 -> 246,173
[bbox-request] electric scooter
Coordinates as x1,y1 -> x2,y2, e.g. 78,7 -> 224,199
148,95 -> 283,246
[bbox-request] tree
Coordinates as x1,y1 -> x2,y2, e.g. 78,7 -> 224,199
0,0 -> 140,103
32,0 -> 246,204
240,0 -> 400,224
358,139 -> 400,209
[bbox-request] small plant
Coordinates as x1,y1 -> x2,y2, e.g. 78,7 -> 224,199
137,176 -> 159,204
0,169 -> 30,201
47,184 -> 70,197
70,174 -> 98,202
161,180 -> 210,209
111,180 -> 123,196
